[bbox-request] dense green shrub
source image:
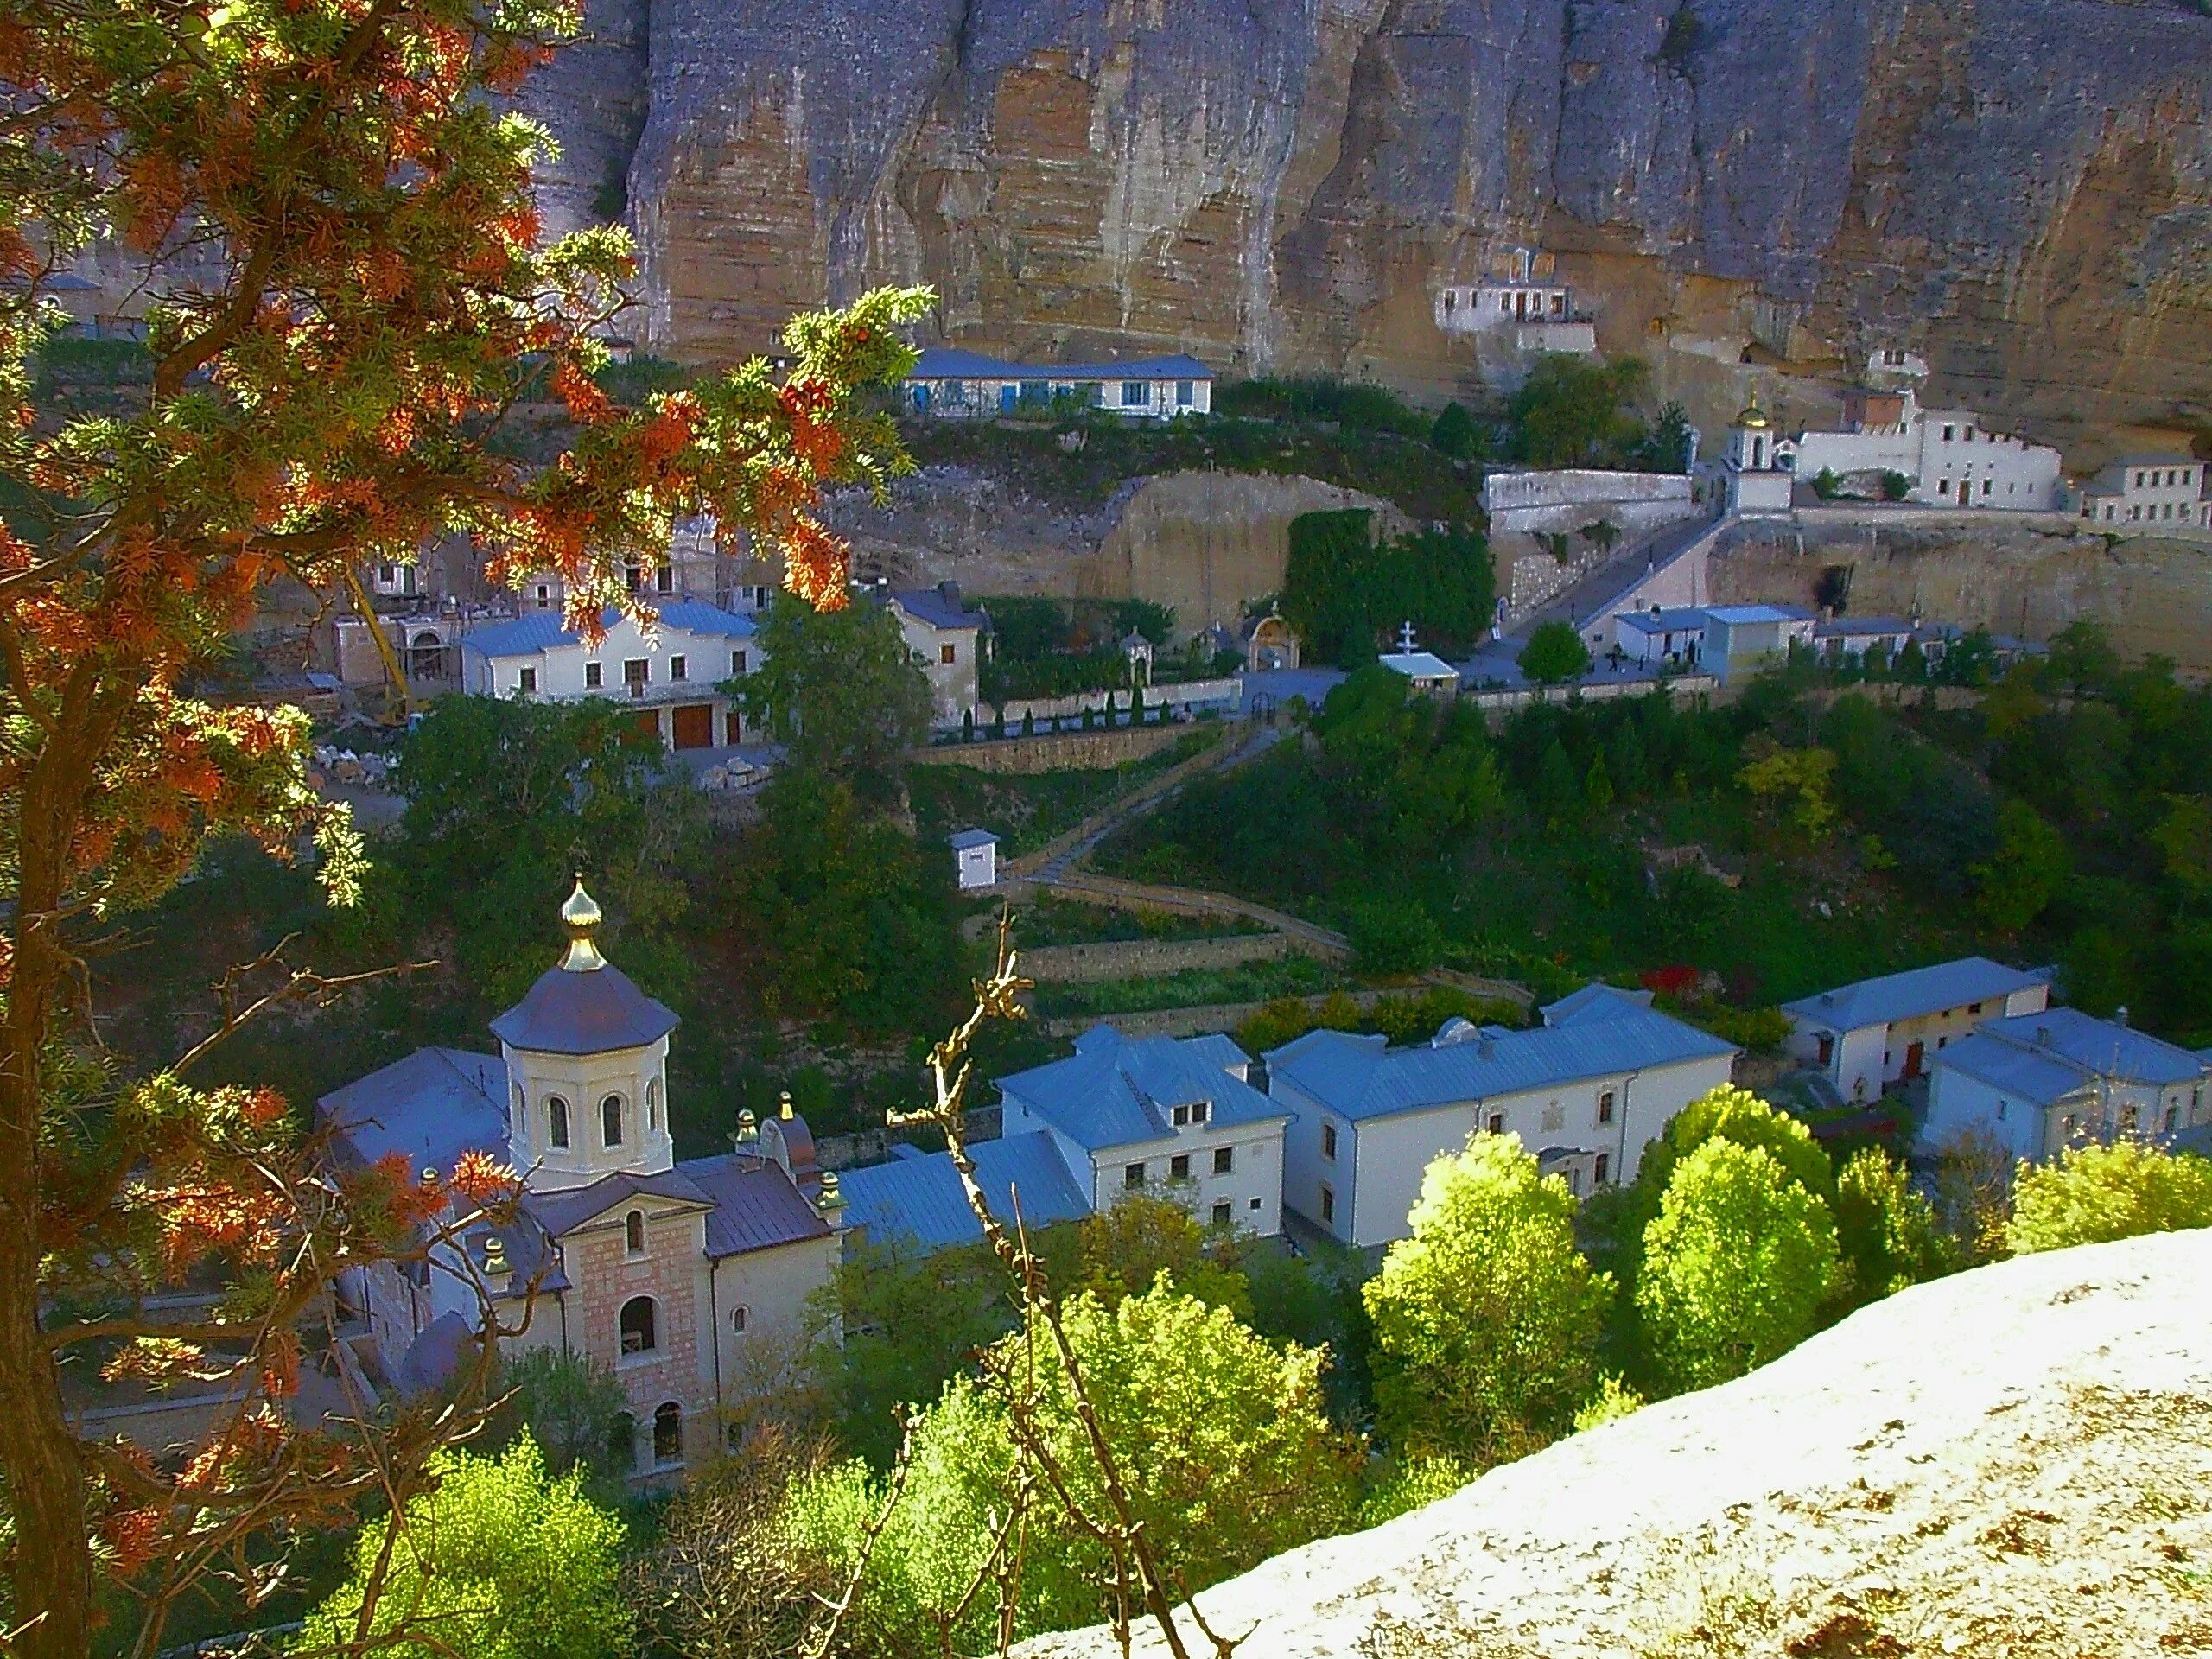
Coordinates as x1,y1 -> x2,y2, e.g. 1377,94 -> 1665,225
1281,510 -> 1493,664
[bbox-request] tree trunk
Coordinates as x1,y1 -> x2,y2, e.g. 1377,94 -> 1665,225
0,692 -> 118,1659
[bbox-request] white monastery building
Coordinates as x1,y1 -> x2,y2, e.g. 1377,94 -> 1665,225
887,582 -> 984,724
1266,985 -> 1736,1249
1923,1007 -> 2212,1163
319,883 -> 844,1478
1781,957 -> 2050,1105
1777,387 -> 2062,510
1433,247 -> 1596,355
903,347 -> 1213,420
460,601 -> 758,751
2075,455 -> 2205,528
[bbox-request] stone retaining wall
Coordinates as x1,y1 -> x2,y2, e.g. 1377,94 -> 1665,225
816,1105 -> 1002,1172
913,723 -> 1187,774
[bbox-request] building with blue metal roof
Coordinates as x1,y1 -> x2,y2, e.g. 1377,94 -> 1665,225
995,1026 -> 1287,1236
1266,985 -> 1737,1248
903,346 -> 1214,421
1783,957 -> 2050,1104
457,600 -> 760,753
1924,1007 -> 2212,1163
315,880 -> 841,1479
837,1132 -> 1093,1255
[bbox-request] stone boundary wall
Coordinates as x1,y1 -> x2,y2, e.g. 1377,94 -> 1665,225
991,677 -> 1242,727
1021,931 -> 1288,985
1484,469 -> 1700,547
1002,728 -> 1232,877
912,723 -> 1186,774
1461,673 -> 1719,715
816,1105 -> 1002,1172
1038,987 -> 1402,1039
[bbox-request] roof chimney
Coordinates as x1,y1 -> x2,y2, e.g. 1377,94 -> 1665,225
939,579 -> 961,604
2115,1006 -> 2129,1028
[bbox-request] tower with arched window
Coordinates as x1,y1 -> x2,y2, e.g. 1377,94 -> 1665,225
1724,393 -> 1795,517
492,877 -> 679,1189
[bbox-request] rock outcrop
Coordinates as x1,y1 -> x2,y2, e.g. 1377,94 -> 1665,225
532,0 -> 2212,451
821,466 -> 1402,630
1021,1229 -> 2212,1658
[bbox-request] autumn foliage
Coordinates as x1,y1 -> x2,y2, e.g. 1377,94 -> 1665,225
0,0 -> 927,1643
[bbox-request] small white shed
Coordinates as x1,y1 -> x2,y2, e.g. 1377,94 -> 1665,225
950,829 -> 1000,891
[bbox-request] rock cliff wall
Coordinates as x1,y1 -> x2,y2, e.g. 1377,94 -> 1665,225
1021,1228 -> 2212,1658
533,0 -> 2212,454
1710,512 -> 2212,671
819,466 -> 1403,631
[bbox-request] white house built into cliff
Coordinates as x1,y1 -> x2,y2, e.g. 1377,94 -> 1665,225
1433,247 -> 1596,356
903,347 -> 1214,420
1777,387 -> 2062,510
319,881 -> 844,1478
459,601 -> 759,751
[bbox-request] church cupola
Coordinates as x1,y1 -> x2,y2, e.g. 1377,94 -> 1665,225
1728,393 -> 1776,472
492,877 -> 678,1190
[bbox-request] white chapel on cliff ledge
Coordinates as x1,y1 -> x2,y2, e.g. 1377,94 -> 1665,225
318,880 -> 843,1478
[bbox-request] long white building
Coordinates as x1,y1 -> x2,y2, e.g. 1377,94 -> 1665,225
1777,388 -> 2062,511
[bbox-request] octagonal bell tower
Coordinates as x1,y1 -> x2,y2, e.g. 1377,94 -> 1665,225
492,878 -> 678,1191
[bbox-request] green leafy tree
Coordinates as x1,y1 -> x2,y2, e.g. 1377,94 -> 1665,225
1282,511 -> 1494,665
2045,618 -> 2120,697
1430,399 -> 1481,460
2152,794 -> 2212,897
300,1436 -> 631,1659
485,1349 -> 632,1493
1579,518 -> 1622,556
1738,743 -> 1839,840
1643,401 -> 1695,472
1347,894 -> 1446,976
787,1281 -> 1361,1652
719,771 -> 962,1032
1519,620 -> 1593,685
393,696 -> 702,1007
1637,1140 -> 1840,1391
1535,737 -> 1582,820
1074,1193 -> 1252,1319
1584,753 -> 1616,812
1363,1135 -> 1613,1464
2005,1142 -> 2212,1255
1880,470 -> 1910,501
737,594 -> 931,800
1510,355 -> 1651,467
1969,798 -> 2069,931
1832,1147 -> 1955,1306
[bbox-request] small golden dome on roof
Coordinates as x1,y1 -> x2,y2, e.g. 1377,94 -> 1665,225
1735,393 -> 1770,429
559,875 -> 607,972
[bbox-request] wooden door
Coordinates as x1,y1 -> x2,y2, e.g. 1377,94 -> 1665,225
671,702 -> 714,750
632,709 -> 662,745
1903,1040 -> 1924,1079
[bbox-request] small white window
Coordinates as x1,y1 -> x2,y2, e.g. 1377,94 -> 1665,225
731,649 -> 747,675
647,1078 -> 660,1132
584,662 -> 603,689
518,666 -> 537,694
625,1209 -> 645,1256
670,654 -> 687,682
731,1305 -> 749,1334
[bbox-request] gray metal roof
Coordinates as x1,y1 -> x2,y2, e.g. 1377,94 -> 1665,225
890,586 -> 979,632
1267,988 -> 1733,1125
523,1167 -> 715,1240
1937,1008 -> 2208,1103
996,1027 -> 1281,1153
838,1132 -> 1091,1253
1782,957 -> 2046,1033
949,829 -> 999,850
489,959 -> 679,1055
461,601 -> 757,661
676,1153 -> 836,1257
317,1046 -> 507,1172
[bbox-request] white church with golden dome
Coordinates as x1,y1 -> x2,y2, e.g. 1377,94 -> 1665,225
320,880 -> 843,1478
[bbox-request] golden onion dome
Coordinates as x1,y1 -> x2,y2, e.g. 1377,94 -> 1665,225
1735,394 -> 1770,429
559,875 -> 607,972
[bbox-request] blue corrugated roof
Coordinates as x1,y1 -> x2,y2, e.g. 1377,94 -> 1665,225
1938,1009 -> 2207,1104
996,1027 -> 1281,1153
317,1046 -> 508,1171
909,346 -> 1215,383
838,1132 -> 1091,1252
1707,603 -> 1815,625
462,602 -> 756,661
1544,983 -> 1655,1027
949,829 -> 998,850
890,587 -> 978,631
1782,957 -> 2047,1033
490,957 -> 680,1055
1266,990 -> 1733,1124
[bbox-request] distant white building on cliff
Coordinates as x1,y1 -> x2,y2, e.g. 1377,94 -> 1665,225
2074,455 -> 2204,529
904,348 -> 1213,420
1777,387 -> 2062,511
1433,247 -> 1596,356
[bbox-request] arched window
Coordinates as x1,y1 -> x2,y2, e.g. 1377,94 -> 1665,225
625,1209 -> 645,1255
619,1295 -> 656,1355
647,1078 -> 660,1133
730,1305 -> 748,1335
652,1401 -> 683,1465
511,1082 -> 524,1135
547,1096 -> 570,1149
601,1094 -> 624,1148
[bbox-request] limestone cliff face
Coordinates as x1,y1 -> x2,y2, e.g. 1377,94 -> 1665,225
532,0 -> 2212,448
817,466 -> 1402,630
1020,1229 -> 2212,1658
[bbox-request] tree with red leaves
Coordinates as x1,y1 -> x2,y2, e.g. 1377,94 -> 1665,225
0,0 -> 926,1643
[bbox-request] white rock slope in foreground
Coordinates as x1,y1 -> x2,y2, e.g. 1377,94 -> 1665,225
1022,1230 -> 2212,1659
